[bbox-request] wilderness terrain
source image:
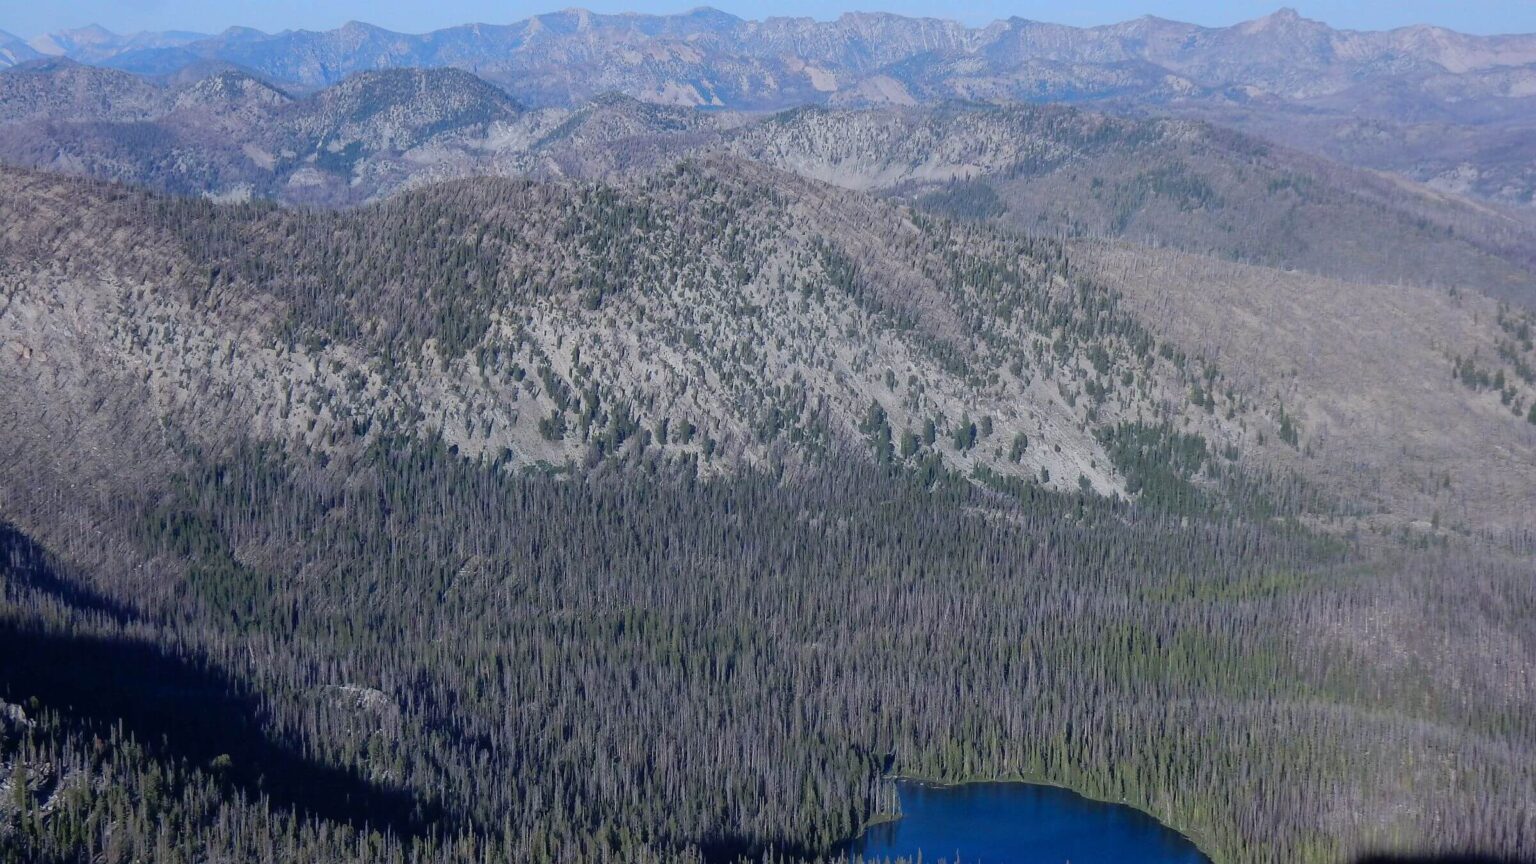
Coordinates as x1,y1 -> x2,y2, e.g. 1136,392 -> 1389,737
1,8 -> 1534,864
7,7 -> 1536,208
4,60 -> 1535,306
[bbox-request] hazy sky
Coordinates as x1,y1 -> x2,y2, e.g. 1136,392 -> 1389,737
4,0 -> 1535,39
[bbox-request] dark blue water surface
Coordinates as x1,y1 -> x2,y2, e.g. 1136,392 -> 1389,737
843,781 -> 1211,864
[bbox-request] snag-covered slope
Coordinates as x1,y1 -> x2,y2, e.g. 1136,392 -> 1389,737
5,160 -> 1533,536
0,160 -> 1299,506
1080,242 -> 1536,533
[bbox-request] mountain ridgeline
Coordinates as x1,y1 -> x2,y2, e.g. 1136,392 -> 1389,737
7,7 -> 1536,209
2,8 -> 1535,864
3,59 -> 1536,308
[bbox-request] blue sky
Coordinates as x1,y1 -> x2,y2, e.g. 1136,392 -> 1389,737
4,0 -> 1535,38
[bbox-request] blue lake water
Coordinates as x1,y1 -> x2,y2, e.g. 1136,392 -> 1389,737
843,781 -> 1212,864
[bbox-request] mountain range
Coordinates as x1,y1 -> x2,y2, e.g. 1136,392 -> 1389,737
4,58 -> 1536,307
6,8 -> 1536,209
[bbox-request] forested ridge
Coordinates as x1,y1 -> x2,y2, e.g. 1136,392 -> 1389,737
1,161 -> 1534,864
10,58 -> 1536,311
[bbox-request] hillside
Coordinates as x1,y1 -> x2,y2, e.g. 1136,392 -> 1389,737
721,103 -> 1536,305
0,57 -> 165,122
0,65 -> 530,202
1080,241 -> 1536,532
10,156 -> 1532,529
0,160 -> 1228,502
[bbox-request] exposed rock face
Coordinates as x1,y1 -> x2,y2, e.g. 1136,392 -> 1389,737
318,685 -> 401,721
0,700 -> 32,730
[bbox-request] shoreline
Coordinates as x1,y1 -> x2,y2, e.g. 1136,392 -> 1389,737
836,774 -> 1215,863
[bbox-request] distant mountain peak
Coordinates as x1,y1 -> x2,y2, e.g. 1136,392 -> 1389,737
1241,7 -> 1315,33
61,23 -> 117,39
337,20 -> 390,34
682,6 -> 742,23
5,55 -> 82,72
